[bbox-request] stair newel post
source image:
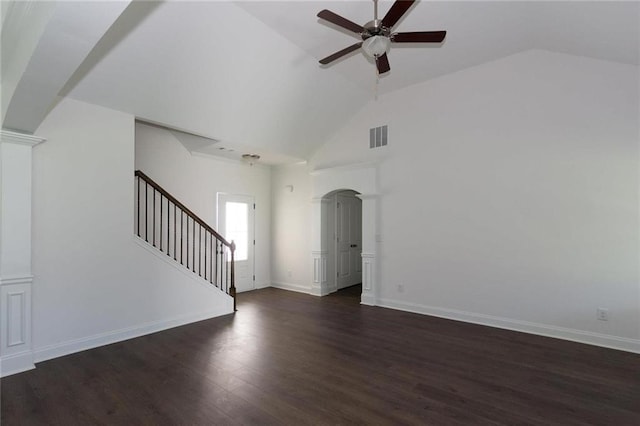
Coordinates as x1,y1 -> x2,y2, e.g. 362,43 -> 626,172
230,240 -> 236,311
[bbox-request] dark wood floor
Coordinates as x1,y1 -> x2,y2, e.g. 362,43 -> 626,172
2,286 -> 640,425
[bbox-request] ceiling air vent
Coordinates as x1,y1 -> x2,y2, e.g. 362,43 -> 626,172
369,125 -> 388,149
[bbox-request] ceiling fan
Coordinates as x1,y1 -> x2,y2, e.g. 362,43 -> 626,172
317,0 -> 446,74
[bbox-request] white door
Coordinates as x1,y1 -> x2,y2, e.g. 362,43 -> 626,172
336,193 -> 362,289
217,194 -> 255,293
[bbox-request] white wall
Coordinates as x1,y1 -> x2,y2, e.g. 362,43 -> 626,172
270,163 -> 312,293
32,97 -> 233,362
308,50 -> 640,351
0,141 -> 34,278
135,123 -> 272,290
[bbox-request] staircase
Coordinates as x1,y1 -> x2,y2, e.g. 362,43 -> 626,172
134,170 -> 236,310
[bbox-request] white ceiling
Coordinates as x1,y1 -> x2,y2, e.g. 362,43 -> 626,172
58,1 -> 639,164
61,1 -> 370,163
2,1 -> 131,132
240,0 -> 639,94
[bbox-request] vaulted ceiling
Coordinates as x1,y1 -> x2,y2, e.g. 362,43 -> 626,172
3,1 -> 639,164
241,1 -> 639,93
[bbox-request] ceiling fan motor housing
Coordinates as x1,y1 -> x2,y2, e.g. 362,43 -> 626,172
362,20 -> 390,39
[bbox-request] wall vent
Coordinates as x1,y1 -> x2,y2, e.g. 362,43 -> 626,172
369,125 -> 388,149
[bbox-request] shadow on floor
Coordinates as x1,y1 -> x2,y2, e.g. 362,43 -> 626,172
328,283 -> 362,304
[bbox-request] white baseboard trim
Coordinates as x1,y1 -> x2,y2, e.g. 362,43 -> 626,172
1,350 -> 35,377
360,294 -> 376,306
271,282 -> 312,295
309,285 -> 331,297
33,306 -> 232,364
254,282 -> 271,290
377,298 -> 640,354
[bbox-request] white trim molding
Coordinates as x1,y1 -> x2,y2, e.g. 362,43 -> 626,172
1,129 -> 46,146
310,197 -> 333,204
0,275 -> 34,286
270,282 -> 312,295
0,350 -> 35,377
0,129 -> 43,377
360,253 -> 376,306
310,161 -> 380,176
311,251 -> 328,284
33,307 -> 232,364
1,275 -> 35,377
311,250 -> 328,296
355,193 -> 379,201
378,298 -> 640,354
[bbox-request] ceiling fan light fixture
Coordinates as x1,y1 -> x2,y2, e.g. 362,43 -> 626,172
362,35 -> 390,58
241,153 -> 260,165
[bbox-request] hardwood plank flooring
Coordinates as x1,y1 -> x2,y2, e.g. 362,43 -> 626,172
2,286 -> 639,425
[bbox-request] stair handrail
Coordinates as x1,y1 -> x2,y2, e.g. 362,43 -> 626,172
134,170 -> 236,310
135,170 -> 232,247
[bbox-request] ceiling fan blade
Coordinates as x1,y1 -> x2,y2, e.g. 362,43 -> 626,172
391,31 -> 447,43
381,0 -> 416,29
375,53 -> 390,74
317,9 -> 364,34
319,42 -> 363,65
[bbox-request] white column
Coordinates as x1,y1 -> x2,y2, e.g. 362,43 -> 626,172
310,197 -> 330,296
0,130 -> 45,376
357,194 -> 378,305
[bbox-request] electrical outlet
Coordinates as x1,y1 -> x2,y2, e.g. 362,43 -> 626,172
596,308 -> 609,321
397,283 -> 404,293
287,270 -> 292,278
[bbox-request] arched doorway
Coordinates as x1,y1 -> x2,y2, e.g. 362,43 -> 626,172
309,164 -> 379,305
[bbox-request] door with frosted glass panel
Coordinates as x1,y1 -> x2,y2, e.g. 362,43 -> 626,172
217,194 -> 255,293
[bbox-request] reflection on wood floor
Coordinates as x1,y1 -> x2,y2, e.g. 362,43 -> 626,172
2,286 -> 639,425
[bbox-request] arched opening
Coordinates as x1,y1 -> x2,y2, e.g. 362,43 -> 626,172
309,164 -> 379,305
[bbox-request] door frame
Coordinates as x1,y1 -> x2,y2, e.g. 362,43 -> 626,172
216,192 -> 255,293
334,190 -> 362,291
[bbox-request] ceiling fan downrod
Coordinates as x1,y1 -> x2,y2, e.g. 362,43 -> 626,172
367,0 -> 385,36
374,0 -> 379,26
